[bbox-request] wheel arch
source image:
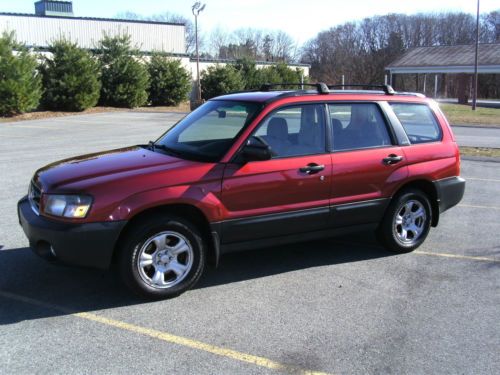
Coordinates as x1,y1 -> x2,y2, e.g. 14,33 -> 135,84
112,203 -> 219,267
391,179 -> 440,227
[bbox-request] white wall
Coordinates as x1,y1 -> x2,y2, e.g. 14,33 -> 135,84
0,14 -> 185,53
189,60 -> 310,80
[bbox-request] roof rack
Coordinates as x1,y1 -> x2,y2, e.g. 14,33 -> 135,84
328,84 -> 395,95
260,82 -> 330,94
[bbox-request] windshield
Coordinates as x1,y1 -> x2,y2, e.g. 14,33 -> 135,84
155,100 -> 261,162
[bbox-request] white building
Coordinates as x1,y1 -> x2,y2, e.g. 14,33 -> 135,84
0,1 -> 186,54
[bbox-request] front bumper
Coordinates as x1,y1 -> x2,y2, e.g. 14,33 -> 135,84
17,196 -> 126,269
434,176 -> 466,213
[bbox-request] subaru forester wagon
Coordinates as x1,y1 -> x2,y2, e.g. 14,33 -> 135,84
18,83 -> 465,299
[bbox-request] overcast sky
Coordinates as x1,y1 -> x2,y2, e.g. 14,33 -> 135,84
1,0 -> 498,44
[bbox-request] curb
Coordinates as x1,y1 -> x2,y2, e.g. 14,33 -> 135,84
461,155 -> 500,163
130,111 -> 189,115
452,124 -> 500,129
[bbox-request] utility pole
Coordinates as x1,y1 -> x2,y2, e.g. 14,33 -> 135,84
192,2 -> 206,104
472,0 -> 480,110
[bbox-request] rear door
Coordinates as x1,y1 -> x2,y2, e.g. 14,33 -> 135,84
389,102 -> 458,175
328,102 -> 408,227
220,103 -> 332,243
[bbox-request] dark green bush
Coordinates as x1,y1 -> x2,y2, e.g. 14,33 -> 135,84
234,58 -> 261,90
200,64 -> 244,100
40,40 -> 101,111
0,32 -> 42,116
96,34 -> 149,108
257,63 -> 306,89
234,59 -> 307,90
148,54 -> 191,106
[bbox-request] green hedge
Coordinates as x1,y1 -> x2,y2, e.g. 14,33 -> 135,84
40,40 -> 101,111
148,54 -> 191,106
258,63 -> 306,89
0,32 -> 42,116
96,34 -> 150,108
200,64 -> 245,100
201,59 -> 307,99
1,33 -> 306,115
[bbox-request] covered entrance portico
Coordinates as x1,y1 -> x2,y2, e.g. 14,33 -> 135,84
386,44 -> 500,102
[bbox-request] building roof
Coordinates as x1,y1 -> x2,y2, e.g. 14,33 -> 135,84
386,43 -> 500,74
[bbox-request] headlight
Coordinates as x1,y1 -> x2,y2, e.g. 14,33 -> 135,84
42,194 -> 92,218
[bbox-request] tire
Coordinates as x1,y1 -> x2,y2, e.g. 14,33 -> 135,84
118,214 -> 205,299
377,189 -> 432,253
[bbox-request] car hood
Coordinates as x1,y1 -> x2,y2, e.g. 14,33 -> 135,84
35,146 -> 200,192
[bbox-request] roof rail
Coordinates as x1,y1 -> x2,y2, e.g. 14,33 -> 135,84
260,82 -> 330,95
328,84 -> 395,95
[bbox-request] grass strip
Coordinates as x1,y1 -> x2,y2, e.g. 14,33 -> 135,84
460,146 -> 500,158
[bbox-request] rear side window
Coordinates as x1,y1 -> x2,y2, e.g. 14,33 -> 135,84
390,103 -> 442,144
329,103 -> 392,151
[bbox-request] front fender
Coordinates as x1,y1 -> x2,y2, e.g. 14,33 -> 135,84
109,184 -> 224,223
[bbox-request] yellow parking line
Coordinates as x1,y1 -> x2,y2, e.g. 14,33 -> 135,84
414,251 -> 499,263
0,290 -> 332,375
458,204 -> 500,210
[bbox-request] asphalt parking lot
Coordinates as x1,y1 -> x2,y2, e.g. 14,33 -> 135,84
1,112 -> 499,374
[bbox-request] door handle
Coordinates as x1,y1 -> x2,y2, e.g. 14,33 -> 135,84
299,163 -> 325,174
383,154 -> 403,165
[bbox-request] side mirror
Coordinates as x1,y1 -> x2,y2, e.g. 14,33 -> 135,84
241,136 -> 272,162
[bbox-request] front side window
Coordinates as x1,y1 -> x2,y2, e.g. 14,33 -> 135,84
156,100 -> 261,161
390,103 -> 442,144
253,104 -> 326,158
329,103 -> 392,151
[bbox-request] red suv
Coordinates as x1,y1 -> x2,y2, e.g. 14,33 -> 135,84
18,84 -> 465,299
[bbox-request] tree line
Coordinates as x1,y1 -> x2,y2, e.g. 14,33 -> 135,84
301,10 -> 499,97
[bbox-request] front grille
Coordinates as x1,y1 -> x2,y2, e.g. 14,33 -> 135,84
28,179 -> 42,215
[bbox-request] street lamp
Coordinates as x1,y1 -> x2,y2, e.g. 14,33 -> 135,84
472,0 -> 480,111
192,2 -> 206,104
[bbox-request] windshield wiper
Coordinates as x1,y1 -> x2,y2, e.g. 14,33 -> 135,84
153,144 -> 185,158
147,141 -> 179,156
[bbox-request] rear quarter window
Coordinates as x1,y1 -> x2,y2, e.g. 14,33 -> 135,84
390,103 -> 442,144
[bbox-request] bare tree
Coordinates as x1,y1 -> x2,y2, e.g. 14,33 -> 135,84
209,27 -> 232,58
301,10 -> 500,96
483,11 -> 500,42
272,30 -> 295,62
206,27 -> 297,62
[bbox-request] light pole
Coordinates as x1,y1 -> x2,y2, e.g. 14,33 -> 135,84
472,0 -> 480,111
192,2 -> 206,104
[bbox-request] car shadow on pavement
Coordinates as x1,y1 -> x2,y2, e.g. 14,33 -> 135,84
198,233 -> 390,289
0,232 -> 393,324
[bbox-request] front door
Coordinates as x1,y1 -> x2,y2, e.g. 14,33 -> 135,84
220,104 -> 332,243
